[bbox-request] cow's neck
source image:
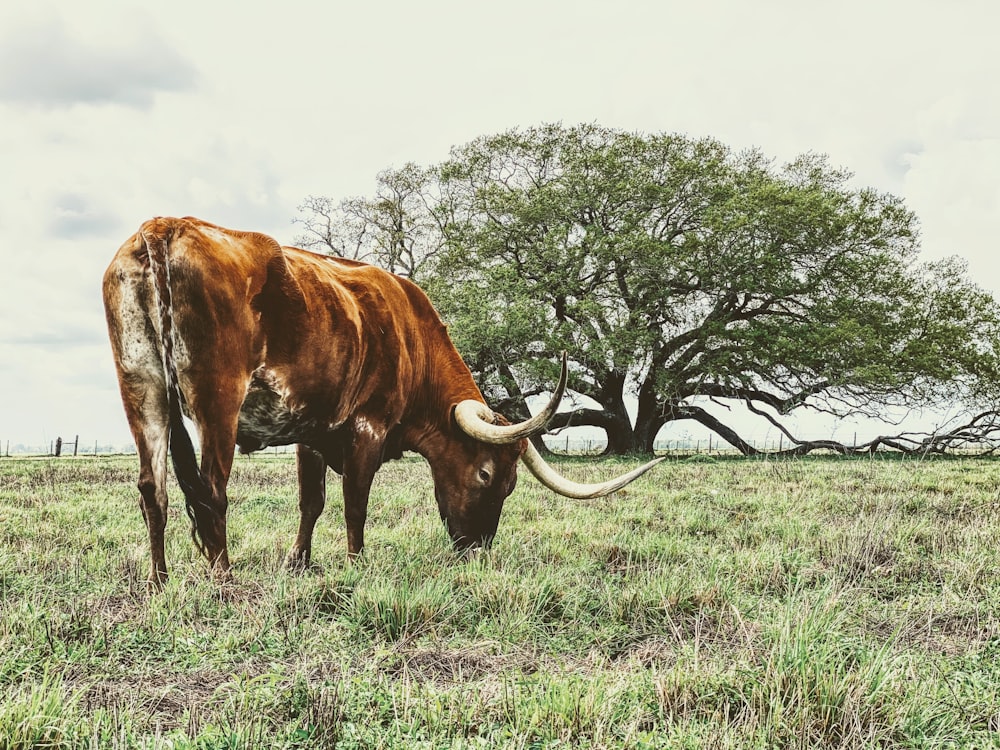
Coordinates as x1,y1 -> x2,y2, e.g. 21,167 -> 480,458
402,354 -> 484,464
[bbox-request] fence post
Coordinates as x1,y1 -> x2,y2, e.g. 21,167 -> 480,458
55,437 -> 62,457
74,435 -> 79,457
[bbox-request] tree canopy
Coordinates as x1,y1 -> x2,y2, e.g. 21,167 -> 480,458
296,124 -> 1000,455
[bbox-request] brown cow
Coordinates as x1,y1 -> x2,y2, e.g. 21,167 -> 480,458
103,217 -> 662,586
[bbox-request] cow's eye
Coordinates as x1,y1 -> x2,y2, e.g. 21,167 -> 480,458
478,468 -> 492,485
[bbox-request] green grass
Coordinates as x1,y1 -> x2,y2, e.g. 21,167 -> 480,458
1,453 -> 999,748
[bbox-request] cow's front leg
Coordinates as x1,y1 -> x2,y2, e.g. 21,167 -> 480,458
287,444 -> 327,570
341,422 -> 386,558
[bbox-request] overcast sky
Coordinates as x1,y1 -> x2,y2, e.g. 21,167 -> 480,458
1,0 -> 997,450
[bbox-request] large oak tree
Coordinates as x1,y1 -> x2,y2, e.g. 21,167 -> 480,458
298,124 -> 1000,455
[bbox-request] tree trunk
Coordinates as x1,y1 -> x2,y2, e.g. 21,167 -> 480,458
632,384 -> 666,456
603,412 -> 637,455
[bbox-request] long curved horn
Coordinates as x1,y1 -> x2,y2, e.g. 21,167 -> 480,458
454,353 -> 568,444
520,442 -> 665,499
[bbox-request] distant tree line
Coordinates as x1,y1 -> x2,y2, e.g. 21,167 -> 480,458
295,123 -> 1000,456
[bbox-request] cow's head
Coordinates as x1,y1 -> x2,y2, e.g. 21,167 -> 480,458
436,355 -> 663,551
429,422 -> 525,552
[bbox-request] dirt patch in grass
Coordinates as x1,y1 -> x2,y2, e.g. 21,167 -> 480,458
381,644 -> 540,684
76,669 -> 230,732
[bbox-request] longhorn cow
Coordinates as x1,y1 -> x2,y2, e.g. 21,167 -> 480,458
103,217 -> 662,586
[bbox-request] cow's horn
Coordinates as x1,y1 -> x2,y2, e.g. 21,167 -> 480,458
454,353 -> 568,444
520,441 -> 665,499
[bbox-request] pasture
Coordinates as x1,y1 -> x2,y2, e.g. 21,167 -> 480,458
1,453 -> 998,748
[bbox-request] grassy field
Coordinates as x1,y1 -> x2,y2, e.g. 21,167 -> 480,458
1,453 -> 999,749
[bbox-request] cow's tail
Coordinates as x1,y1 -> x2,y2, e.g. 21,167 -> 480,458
143,222 -> 212,559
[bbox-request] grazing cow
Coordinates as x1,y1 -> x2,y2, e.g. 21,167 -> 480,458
103,217 -> 662,586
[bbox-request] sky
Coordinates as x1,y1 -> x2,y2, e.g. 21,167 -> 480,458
0,0 -> 997,452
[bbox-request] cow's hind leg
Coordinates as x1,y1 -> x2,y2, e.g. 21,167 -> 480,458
188,416 -> 242,580
287,444 -> 327,570
129,412 -> 171,589
106,271 -> 173,589
166,385 -> 246,581
136,427 -> 170,588
112,362 -> 172,589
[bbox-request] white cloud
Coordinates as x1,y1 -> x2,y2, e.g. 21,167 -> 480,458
0,11 -> 197,109
49,191 -> 120,238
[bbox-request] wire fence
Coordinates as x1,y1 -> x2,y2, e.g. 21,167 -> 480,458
544,435 -> 764,456
1,437 -> 764,458
1,433 -> 992,458
0,437 -> 137,458
0,437 -> 302,458
0,434 -> 873,458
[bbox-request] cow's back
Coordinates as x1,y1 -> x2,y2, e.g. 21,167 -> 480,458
266,247 -> 458,431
